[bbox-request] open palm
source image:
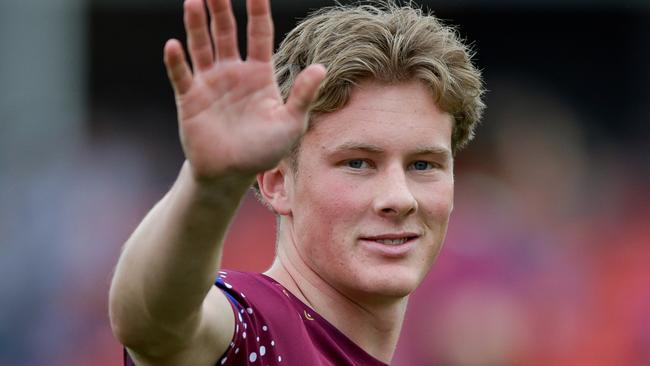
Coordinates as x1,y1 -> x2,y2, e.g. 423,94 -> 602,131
164,0 -> 326,180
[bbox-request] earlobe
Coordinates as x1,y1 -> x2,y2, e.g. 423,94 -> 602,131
256,162 -> 292,215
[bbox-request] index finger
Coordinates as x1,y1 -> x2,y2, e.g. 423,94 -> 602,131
246,0 -> 274,62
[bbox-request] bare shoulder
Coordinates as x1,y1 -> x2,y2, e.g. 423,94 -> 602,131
127,286 -> 235,366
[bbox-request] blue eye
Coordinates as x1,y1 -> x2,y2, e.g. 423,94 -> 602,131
346,159 -> 369,169
411,161 -> 433,170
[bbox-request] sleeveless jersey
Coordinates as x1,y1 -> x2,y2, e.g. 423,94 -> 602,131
124,270 -> 388,366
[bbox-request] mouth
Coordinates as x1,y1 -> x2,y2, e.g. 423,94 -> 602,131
360,233 -> 420,245
358,233 -> 420,258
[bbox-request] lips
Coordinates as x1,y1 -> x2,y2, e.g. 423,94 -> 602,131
360,233 -> 420,245
375,238 -> 409,245
358,233 -> 420,258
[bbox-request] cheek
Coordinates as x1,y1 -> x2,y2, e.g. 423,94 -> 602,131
293,175 -> 350,228
292,175 -> 369,255
303,171 -> 369,216
420,182 -> 455,222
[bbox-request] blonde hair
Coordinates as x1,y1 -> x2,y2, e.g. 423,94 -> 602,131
274,1 -> 486,155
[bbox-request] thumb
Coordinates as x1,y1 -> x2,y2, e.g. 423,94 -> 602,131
285,64 -> 327,120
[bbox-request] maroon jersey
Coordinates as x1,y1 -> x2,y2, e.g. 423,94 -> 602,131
124,270 -> 388,366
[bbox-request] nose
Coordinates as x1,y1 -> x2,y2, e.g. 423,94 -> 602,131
373,165 -> 418,219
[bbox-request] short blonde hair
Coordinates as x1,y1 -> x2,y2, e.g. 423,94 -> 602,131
274,1 -> 486,155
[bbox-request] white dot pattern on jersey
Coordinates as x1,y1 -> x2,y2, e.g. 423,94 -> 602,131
217,271 -> 284,365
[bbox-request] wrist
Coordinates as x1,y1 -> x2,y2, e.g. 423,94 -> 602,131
177,160 -> 254,208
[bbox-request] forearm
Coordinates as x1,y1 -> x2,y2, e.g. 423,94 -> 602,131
109,160 -> 252,346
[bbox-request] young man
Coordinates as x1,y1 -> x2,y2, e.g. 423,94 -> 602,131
108,0 -> 485,365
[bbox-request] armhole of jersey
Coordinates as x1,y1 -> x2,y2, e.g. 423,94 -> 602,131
213,281 -> 243,363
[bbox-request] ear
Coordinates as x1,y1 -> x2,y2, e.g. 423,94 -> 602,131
256,160 -> 292,216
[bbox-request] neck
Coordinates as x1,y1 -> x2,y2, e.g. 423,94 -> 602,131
264,226 -> 408,363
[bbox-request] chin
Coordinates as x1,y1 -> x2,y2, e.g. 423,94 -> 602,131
356,268 -> 422,300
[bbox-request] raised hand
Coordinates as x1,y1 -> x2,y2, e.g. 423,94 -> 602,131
164,0 -> 326,181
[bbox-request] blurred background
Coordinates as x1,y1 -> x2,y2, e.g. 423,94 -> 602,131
1,0 -> 648,365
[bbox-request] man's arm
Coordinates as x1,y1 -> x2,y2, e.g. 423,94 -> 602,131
108,0 -> 326,364
109,163 -> 247,365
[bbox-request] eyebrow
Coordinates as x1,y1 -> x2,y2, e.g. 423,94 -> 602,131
412,146 -> 452,161
330,142 -> 384,154
329,142 -> 452,160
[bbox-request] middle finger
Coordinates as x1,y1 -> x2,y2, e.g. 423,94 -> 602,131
207,0 -> 241,61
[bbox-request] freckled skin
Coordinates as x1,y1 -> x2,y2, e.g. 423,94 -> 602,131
283,79 -> 455,303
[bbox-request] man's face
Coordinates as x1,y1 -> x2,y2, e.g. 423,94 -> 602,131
285,79 -> 454,300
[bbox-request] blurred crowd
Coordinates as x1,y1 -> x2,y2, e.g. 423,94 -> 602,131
1,73 -> 648,366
